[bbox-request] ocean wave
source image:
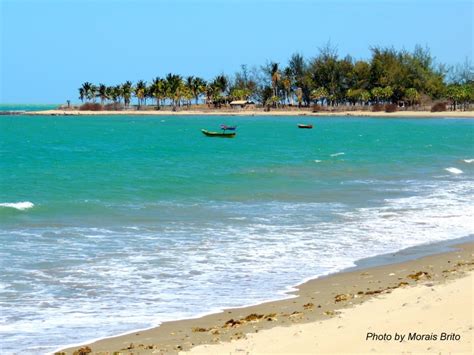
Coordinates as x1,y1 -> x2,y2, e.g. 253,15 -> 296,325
2,180 -> 473,353
0,201 -> 34,210
445,167 -> 463,174
330,152 -> 345,157
463,159 -> 474,163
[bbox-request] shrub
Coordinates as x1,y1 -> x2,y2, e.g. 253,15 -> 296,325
80,103 -> 103,111
371,104 -> 384,112
384,103 -> 398,113
431,102 -> 447,112
104,103 -> 123,111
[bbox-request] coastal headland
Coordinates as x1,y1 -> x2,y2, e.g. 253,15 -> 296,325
58,241 -> 474,354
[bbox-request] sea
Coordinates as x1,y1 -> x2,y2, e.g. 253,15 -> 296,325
0,109 -> 473,353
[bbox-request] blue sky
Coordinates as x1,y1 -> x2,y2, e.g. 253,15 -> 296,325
1,0 -> 472,103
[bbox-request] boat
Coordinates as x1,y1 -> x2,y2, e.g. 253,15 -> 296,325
220,124 -> 237,131
297,123 -> 313,129
201,129 -> 236,138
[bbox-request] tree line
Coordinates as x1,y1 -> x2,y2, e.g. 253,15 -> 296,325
78,44 -> 474,110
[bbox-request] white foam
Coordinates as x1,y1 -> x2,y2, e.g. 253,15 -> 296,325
463,159 -> 474,163
330,152 -> 345,157
314,159 -> 322,163
0,201 -> 34,210
2,180 -> 474,354
445,167 -> 463,174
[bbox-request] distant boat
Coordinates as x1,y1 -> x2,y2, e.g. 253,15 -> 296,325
298,124 -> 313,129
201,129 -> 236,138
220,124 -> 237,131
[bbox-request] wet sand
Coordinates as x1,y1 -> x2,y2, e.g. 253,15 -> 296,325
57,241 -> 474,355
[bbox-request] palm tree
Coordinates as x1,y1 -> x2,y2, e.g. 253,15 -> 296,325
270,62 -> 281,98
191,77 -> 207,105
281,67 -> 292,105
134,80 -> 146,109
185,76 -> 194,106
98,84 -> 108,105
80,82 -> 93,102
166,74 -> 184,109
122,81 -> 133,108
88,84 -> 98,102
151,77 -> 167,109
79,87 -> 85,103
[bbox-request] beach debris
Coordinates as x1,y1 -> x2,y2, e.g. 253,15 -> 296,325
265,313 -> 277,321
288,311 -> 304,320
398,281 -> 409,287
407,271 -> 431,281
222,313 -> 269,328
243,313 -> 264,322
73,347 -> 92,355
192,327 -> 209,332
209,327 -> 220,335
54,352 -> 66,355
303,302 -> 314,309
323,310 -> 336,316
334,293 -> 353,302
364,289 -> 382,295
224,318 -> 242,328
126,343 -> 135,350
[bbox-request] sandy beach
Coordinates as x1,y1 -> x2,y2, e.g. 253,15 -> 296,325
19,109 -> 474,118
185,271 -> 473,355
58,241 -> 474,355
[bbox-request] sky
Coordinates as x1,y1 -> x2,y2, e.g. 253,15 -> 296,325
1,0 -> 473,104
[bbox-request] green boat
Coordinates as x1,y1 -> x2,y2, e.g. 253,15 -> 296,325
201,129 -> 236,138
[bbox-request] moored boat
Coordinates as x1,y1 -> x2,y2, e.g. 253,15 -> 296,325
201,129 -> 236,138
297,124 -> 313,129
220,124 -> 237,131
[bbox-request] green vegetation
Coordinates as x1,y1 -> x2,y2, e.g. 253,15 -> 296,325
78,44 -> 473,111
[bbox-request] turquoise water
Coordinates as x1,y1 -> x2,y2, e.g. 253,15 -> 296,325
1,115 -> 473,353
0,104 -> 58,112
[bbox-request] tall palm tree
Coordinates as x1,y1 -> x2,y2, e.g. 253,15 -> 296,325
134,80 -> 146,109
282,67 -> 293,105
98,84 -> 108,105
79,87 -> 85,103
80,82 -> 93,102
191,77 -> 207,104
122,81 -> 133,108
151,77 -> 167,108
270,62 -> 281,98
90,84 -> 98,102
185,76 -> 194,106
166,73 -> 184,109
114,85 -> 124,104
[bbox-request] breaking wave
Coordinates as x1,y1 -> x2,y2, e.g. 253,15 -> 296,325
0,201 -> 34,210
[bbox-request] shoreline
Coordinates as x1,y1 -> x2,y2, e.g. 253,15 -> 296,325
186,270 -> 473,354
57,237 -> 474,354
14,109 -> 474,118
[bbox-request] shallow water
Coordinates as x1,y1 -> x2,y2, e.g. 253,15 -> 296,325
0,115 -> 473,353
